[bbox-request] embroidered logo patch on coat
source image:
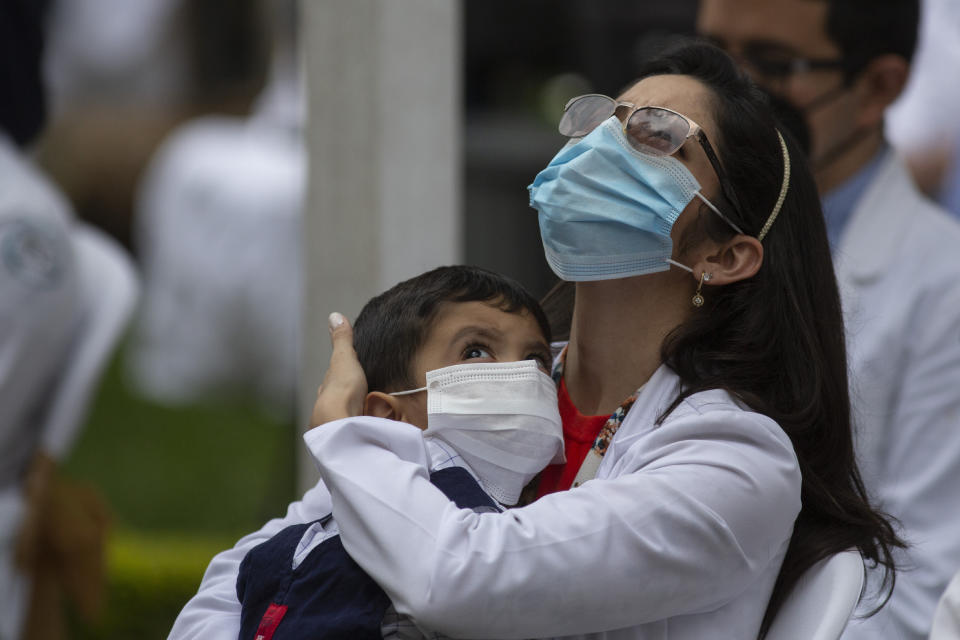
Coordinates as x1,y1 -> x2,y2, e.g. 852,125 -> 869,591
0,219 -> 67,290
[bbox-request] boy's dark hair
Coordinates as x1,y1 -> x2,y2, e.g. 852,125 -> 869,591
820,0 -> 919,81
353,265 -> 551,393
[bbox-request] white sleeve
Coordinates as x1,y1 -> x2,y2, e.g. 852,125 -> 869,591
167,480 -> 333,640
306,414 -> 801,639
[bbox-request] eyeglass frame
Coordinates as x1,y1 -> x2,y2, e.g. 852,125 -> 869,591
741,51 -> 847,81
561,93 -> 747,233
709,39 -> 849,81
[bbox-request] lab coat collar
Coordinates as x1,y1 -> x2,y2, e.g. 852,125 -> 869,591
834,152 -> 920,284
626,363 -> 683,424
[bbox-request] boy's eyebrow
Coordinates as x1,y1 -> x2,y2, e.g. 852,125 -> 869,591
449,325 -> 503,344
524,338 -> 552,354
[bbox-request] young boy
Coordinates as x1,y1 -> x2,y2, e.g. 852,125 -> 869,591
235,265 -> 564,640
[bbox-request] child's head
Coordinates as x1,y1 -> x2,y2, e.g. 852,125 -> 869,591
352,265 -> 552,429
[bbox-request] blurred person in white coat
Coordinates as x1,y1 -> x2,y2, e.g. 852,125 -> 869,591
699,1 -> 960,638
42,0 -> 189,114
0,3 -> 79,637
0,0 -> 134,636
127,4 -> 303,417
884,0 -> 960,201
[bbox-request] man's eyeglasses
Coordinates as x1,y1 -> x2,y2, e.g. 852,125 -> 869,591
559,93 -> 745,232
717,40 -> 846,80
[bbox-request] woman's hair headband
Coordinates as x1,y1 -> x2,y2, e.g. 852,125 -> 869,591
756,130 -> 791,242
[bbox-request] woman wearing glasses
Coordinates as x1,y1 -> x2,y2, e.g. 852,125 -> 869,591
175,42 -> 900,639
305,42 -> 901,638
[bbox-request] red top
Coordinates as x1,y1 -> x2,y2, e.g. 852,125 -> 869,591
536,376 -> 609,497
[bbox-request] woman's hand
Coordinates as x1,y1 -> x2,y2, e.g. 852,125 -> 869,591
310,312 -> 368,426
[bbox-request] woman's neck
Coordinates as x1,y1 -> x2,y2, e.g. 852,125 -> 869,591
565,277 -> 689,416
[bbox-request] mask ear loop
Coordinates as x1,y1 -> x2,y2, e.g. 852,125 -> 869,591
695,192 -> 745,235
389,386 -> 426,396
666,130 -> 789,275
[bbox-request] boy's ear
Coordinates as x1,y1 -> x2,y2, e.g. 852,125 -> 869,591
364,391 -> 403,420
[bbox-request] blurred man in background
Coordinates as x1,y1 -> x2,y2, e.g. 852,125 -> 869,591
698,1 -> 960,638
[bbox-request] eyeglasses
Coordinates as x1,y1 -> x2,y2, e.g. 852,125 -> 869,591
727,41 -> 846,80
559,93 -> 745,231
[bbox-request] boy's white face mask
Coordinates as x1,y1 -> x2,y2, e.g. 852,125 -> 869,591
391,360 -> 565,505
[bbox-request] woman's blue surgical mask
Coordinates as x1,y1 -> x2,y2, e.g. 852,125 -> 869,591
528,116 -> 731,281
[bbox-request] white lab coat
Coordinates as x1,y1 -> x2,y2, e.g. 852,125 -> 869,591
0,135 -> 80,481
0,133 -> 80,640
128,115 -> 304,413
170,364 -> 801,640
836,154 -> 960,640
128,67 -> 304,416
929,571 -> 960,640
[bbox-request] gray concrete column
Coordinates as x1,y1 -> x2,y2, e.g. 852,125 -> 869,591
299,0 -> 462,490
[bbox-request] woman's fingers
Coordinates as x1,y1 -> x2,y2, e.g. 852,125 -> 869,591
327,312 -> 357,374
310,312 -> 368,425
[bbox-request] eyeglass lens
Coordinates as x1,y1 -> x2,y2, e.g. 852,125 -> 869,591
740,44 -> 798,78
624,107 -> 690,156
559,95 -> 618,138
560,95 -> 690,156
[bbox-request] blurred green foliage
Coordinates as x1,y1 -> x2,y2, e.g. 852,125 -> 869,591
68,531 -> 239,640
61,350 -> 297,638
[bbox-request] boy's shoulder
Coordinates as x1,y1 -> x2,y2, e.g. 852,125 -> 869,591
236,466 -> 499,639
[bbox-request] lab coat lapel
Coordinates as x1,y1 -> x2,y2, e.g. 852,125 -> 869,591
831,153 -> 918,481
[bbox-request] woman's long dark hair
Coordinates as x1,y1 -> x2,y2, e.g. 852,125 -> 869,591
542,41 -> 903,637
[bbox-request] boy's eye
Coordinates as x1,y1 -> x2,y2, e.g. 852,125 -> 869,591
463,345 -> 492,360
528,352 -> 552,372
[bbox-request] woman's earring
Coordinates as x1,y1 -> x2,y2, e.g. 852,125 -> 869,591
693,272 -> 712,307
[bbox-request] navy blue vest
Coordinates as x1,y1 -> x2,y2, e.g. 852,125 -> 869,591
236,466 -> 499,640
